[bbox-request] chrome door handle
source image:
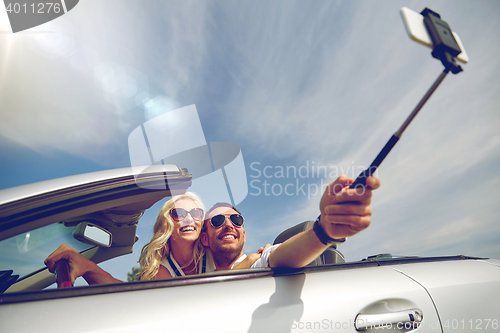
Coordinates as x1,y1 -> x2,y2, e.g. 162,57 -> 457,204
355,308 -> 423,331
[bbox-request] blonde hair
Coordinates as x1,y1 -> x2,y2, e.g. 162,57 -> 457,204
138,192 -> 205,280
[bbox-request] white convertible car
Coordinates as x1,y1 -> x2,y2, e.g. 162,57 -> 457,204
0,166 -> 499,332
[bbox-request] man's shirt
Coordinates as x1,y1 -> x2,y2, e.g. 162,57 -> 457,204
205,244 -> 281,271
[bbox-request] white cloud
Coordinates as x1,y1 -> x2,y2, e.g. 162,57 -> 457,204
230,1 -> 500,260
0,1 -> 210,165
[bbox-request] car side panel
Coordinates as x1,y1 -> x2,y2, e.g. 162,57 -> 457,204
388,260 -> 500,332
0,265 -> 442,332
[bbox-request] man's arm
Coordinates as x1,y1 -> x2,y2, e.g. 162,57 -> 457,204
45,244 -> 123,285
268,175 -> 380,268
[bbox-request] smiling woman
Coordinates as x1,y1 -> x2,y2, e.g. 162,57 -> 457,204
138,192 -> 206,280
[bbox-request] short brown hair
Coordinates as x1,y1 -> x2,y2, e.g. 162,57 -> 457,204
205,202 -> 241,217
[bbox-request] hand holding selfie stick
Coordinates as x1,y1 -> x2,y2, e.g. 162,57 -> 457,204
349,8 -> 464,189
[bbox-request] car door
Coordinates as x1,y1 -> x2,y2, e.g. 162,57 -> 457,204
387,259 -> 500,333
1,261 -> 442,333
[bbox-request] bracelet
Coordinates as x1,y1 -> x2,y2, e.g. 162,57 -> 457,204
313,215 -> 346,245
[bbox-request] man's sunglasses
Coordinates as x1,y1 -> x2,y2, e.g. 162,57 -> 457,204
210,214 -> 244,228
169,208 -> 204,222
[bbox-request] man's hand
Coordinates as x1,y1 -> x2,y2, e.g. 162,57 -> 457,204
319,175 -> 380,240
44,244 -> 94,284
269,176 -> 380,269
45,244 -> 121,285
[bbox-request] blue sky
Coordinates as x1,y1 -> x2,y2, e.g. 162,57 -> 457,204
1,0 -> 500,281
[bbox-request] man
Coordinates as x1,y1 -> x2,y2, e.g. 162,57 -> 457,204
45,175 -> 379,283
201,175 -> 379,270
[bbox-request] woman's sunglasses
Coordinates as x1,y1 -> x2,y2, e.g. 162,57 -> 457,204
169,208 -> 204,222
210,214 -> 244,228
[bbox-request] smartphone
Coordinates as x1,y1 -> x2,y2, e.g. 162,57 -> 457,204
400,7 -> 469,63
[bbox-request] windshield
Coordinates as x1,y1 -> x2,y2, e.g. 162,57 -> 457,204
0,223 -> 93,278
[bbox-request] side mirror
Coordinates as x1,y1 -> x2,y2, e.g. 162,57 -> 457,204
73,222 -> 112,247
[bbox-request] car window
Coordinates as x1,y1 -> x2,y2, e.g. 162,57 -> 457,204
0,223 -> 93,279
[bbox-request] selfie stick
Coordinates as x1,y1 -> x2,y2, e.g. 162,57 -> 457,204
349,8 -> 463,189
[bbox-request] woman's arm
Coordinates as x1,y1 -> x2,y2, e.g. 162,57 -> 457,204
233,244 -> 271,269
153,265 -> 173,279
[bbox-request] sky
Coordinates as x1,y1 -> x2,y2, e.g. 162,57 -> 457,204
1,0 -> 499,281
